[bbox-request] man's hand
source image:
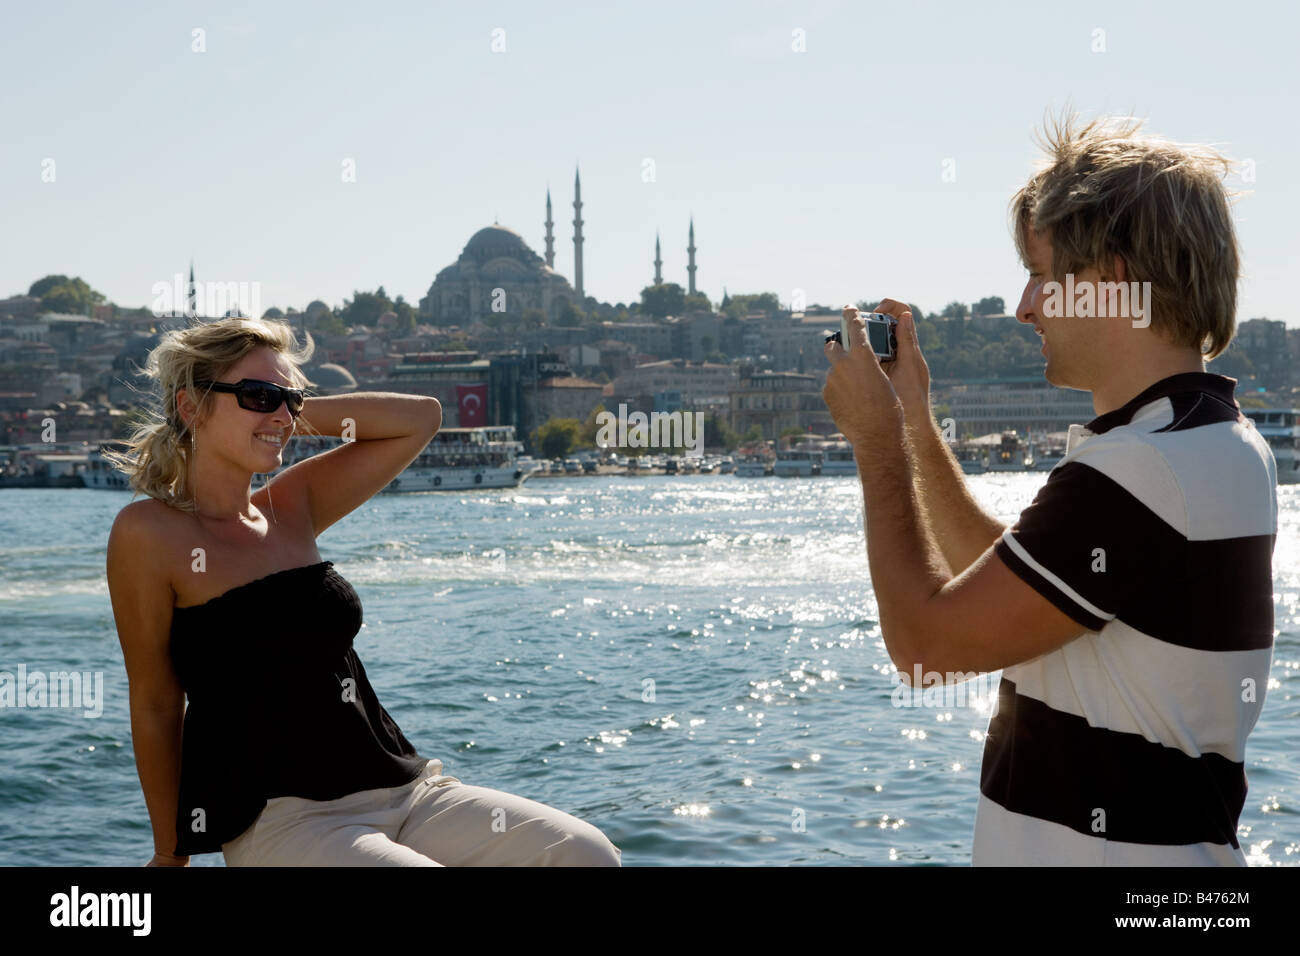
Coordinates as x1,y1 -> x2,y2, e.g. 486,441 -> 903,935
146,852 -> 189,867
823,305 -> 903,448
868,299 -> 931,419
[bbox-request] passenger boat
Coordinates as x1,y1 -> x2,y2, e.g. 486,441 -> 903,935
1030,435 -> 1069,471
820,441 -> 858,476
774,446 -> 822,477
988,431 -> 1033,472
1244,408 -> 1300,485
953,442 -> 988,475
247,426 -> 528,492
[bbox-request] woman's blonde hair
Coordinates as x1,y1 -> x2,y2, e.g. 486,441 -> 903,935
1010,112 -> 1243,359
103,316 -> 316,512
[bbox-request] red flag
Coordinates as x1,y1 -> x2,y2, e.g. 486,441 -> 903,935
456,383 -> 488,427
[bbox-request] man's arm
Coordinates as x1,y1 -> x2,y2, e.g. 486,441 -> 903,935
869,299 -> 1006,574
824,311 -> 1089,679
903,409 -> 1007,575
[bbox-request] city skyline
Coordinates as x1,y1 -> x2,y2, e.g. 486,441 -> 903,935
1,1 -> 1296,326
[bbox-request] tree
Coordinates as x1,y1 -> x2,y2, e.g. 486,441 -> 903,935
724,292 -> 780,319
392,296 -> 417,334
306,308 -> 346,336
940,300 -> 970,320
557,300 -> 582,325
972,296 -> 1005,316
533,418 -> 583,458
640,283 -> 685,319
703,414 -> 739,450
29,274 -> 103,315
338,289 -> 393,329
579,404 -> 606,448
1208,344 -> 1256,380
683,292 -> 712,313
29,275 -> 71,299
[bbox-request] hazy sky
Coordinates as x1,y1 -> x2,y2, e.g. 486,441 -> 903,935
2,0 -> 1296,326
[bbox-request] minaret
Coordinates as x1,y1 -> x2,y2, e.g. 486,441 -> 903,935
686,217 -> 697,296
187,261 -> 197,318
654,231 -> 663,284
572,166 -> 584,300
544,188 -> 555,269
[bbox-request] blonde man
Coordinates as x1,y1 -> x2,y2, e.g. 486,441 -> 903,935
824,115 -> 1277,865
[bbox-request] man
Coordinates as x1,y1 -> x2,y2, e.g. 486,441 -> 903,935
823,115 -> 1277,865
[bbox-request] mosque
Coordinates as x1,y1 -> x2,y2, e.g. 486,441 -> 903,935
419,167 -> 700,325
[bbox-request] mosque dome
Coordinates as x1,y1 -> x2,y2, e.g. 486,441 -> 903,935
461,225 -> 541,265
305,362 -> 357,394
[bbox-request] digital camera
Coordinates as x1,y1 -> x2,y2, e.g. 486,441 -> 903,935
824,312 -> 898,361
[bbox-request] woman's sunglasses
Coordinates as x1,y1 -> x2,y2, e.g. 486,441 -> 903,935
193,379 -> 306,418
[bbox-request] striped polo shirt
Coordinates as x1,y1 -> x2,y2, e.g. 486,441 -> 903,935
973,371 -> 1277,865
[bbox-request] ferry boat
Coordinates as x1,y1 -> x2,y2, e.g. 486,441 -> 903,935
1244,408 -> 1300,485
820,441 -> 858,476
774,446 -> 822,477
381,426 -> 529,491
734,454 -> 771,477
81,427 -> 529,493
953,442 -> 988,475
81,440 -> 132,489
988,431 -> 1033,472
1031,436 -> 1069,472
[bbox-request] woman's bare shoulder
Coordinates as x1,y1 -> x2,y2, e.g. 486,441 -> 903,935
108,498 -> 189,584
112,496 -> 186,538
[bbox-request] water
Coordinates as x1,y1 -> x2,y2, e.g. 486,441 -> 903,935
1,475 -> 1296,866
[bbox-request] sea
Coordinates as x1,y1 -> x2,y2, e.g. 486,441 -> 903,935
0,473 -> 1296,866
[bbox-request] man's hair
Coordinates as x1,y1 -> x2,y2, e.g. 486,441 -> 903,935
1011,113 -> 1242,359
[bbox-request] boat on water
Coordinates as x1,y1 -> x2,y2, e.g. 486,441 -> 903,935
1031,438 -> 1068,471
82,426 -> 531,493
774,446 -> 822,477
734,454 -> 771,477
380,426 -> 529,491
953,442 -> 988,475
820,441 -> 857,476
81,440 -> 132,489
1244,408 -> 1300,485
988,431 -> 1033,472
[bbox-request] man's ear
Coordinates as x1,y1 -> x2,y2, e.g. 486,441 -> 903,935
1106,254 -> 1128,283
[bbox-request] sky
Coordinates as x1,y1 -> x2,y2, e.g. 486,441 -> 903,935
1,0 -> 1296,326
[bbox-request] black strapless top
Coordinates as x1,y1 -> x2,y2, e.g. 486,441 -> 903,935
168,560 -> 426,856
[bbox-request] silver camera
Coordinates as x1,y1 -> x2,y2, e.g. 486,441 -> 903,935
824,312 -> 898,361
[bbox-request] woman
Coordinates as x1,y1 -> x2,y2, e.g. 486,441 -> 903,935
104,316 -> 621,867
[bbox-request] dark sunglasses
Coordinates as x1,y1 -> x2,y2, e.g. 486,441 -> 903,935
194,379 -> 306,418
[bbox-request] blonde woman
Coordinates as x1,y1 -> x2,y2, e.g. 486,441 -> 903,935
105,316 -> 621,867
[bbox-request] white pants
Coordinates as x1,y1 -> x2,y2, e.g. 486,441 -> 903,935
221,759 -> 622,867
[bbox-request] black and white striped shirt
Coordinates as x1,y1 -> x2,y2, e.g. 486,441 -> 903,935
974,372 -> 1277,865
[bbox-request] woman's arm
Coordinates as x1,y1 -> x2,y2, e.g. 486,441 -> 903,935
106,503 -> 190,865
272,392 -> 442,537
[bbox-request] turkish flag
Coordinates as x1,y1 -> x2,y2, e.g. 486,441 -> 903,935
456,383 -> 488,427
